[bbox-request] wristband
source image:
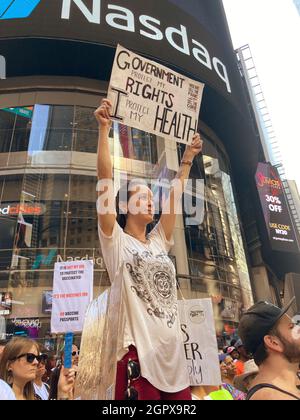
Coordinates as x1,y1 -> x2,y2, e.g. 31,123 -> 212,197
181,160 -> 193,167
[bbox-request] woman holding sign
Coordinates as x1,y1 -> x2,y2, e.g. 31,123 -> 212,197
95,99 -> 203,400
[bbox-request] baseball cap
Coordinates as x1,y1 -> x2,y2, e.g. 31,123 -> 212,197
238,297 -> 296,356
226,346 -> 237,355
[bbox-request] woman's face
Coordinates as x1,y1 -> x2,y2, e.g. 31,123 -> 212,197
36,356 -> 47,380
220,356 -> 237,378
9,345 -> 39,384
71,345 -> 79,367
127,185 -> 155,224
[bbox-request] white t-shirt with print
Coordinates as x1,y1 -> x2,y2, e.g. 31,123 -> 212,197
98,221 -> 190,393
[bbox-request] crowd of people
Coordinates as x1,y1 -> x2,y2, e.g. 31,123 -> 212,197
1,297 -> 299,401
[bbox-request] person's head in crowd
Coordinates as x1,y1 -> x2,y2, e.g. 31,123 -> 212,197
239,299 -> 300,369
233,359 -> 259,393
0,337 -> 40,400
34,353 -> 48,384
227,346 -> 240,361
58,344 -> 79,368
220,355 -> 237,382
70,344 -> 79,367
235,339 -> 249,362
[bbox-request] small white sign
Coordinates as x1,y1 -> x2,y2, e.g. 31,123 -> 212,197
179,298 -> 222,386
51,260 -> 93,334
108,45 -> 204,145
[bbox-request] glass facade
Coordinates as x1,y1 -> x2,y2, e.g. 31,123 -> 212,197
0,101 -> 253,349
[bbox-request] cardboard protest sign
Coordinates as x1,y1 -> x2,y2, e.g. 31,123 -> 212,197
108,45 -> 204,145
51,260 -> 93,334
178,298 -> 222,386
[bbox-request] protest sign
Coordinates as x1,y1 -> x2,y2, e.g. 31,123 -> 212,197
178,298 -> 222,386
51,260 -> 93,334
108,45 -> 204,145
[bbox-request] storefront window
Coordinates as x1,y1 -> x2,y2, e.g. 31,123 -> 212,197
0,108 -> 33,155
73,106 -> 99,154
0,109 -> 15,154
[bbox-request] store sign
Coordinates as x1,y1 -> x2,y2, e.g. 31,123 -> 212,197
0,0 -> 234,99
51,260 -> 93,333
32,249 -> 104,270
108,45 -> 204,145
256,163 -> 300,253
2,107 -> 33,118
178,299 -> 221,386
12,318 -> 41,329
0,203 -> 44,216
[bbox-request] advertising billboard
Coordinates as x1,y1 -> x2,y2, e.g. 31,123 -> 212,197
0,0 -> 241,103
256,163 -> 300,253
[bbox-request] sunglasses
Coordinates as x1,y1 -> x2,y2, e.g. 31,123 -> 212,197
11,353 -> 48,364
72,350 -> 80,356
125,359 -> 140,401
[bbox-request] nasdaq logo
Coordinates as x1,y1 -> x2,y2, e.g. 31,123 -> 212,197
0,0 -> 41,20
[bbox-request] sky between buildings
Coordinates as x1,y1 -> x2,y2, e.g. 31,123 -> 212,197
223,0 -> 300,189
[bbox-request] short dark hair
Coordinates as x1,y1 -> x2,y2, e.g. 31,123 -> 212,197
253,325 -> 280,366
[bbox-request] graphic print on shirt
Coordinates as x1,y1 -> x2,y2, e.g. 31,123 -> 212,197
125,247 -> 177,328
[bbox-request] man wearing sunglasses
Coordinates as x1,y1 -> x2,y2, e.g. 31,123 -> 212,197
33,353 -> 50,400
